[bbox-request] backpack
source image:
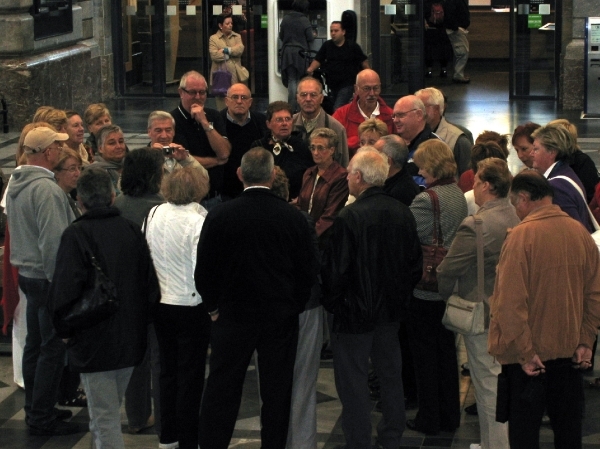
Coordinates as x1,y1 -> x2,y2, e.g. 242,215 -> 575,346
429,3 -> 444,25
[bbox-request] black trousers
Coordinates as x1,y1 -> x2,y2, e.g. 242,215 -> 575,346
504,359 -> 584,449
199,314 -> 299,449
407,296 -> 460,433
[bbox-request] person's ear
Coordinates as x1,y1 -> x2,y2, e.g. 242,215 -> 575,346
236,166 -> 244,183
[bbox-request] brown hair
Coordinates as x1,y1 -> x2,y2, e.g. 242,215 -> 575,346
54,147 -> 83,171
83,103 -> 112,126
475,130 -> 509,158
413,139 -> 457,179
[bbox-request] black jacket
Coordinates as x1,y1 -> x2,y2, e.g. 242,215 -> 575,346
444,0 -> 470,30
321,187 -> 423,333
195,188 -> 318,323
50,207 -> 160,373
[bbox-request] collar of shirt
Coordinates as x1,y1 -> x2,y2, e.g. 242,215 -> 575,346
358,101 -> 381,120
543,161 -> 558,178
301,109 -> 321,134
244,186 -> 270,191
226,110 -> 252,126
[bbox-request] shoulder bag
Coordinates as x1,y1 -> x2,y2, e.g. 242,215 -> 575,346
235,62 -> 249,83
549,174 -> 600,253
415,189 -> 447,292
441,216 -> 486,335
61,224 -> 119,330
212,62 -> 232,95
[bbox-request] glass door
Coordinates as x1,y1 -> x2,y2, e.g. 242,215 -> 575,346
116,0 -> 269,97
509,0 -> 560,99
373,0 -> 424,99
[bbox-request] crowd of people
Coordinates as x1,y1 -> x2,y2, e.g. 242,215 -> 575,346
3,43 -> 600,449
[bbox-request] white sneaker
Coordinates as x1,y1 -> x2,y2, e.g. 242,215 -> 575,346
158,443 -> 179,449
470,444 -> 481,449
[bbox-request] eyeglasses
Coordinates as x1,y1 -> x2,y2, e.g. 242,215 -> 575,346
298,92 -> 321,98
272,116 -> 292,124
227,94 -> 251,101
60,166 -> 82,173
181,88 -> 207,97
392,109 -> 418,119
309,144 -> 331,153
359,85 -> 381,93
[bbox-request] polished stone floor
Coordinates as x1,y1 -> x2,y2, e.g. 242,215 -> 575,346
1,60 -> 600,448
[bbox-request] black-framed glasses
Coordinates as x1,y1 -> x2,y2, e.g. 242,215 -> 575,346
182,88 -> 207,97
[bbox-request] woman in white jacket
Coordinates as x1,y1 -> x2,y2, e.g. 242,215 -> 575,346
144,167 -> 211,449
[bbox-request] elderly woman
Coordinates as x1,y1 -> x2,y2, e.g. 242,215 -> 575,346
531,123 -> 592,232
406,139 -> 467,436
437,158 -> 519,449
64,110 -> 93,164
113,148 -> 165,435
50,166 -> 160,449
511,122 -> 541,170
83,103 -> 112,155
91,125 -> 127,195
548,118 -> 599,202
358,118 -> 388,148
209,14 -> 245,111
145,167 -> 211,449
297,127 -> 349,240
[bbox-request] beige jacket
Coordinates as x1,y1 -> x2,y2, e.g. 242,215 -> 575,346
209,30 -> 244,92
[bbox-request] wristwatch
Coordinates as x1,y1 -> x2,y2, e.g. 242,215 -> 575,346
204,123 -> 214,132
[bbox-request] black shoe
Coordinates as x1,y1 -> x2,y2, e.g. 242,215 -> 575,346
405,419 -> 439,435
28,419 -> 81,436
369,386 -> 381,401
465,403 -> 478,415
320,348 -> 333,360
425,70 -> 433,78
54,408 -> 73,421
58,390 -> 87,407
440,68 -> 448,78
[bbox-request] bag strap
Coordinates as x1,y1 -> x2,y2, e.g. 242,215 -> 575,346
71,223 -> 103,273
425,189 -> 444,245
549,175 -> 600,231
474,215 -> 484,303
142,204 -> 161,237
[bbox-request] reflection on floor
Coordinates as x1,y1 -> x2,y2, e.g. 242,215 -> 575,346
2,338 -> 600,448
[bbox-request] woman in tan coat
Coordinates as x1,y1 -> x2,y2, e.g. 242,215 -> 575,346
209,14 -> 245,111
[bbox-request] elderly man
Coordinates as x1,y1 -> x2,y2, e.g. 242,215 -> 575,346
489,171 -> 600,448
306,21 -> 370,110
251,101 -> 313,199
322,148 -> 422,449
392,95 -> 439,185
195,148 -> 318,449
147,110 -> 207,177
333,69 -> 394,157
220,83 -> 267,199
437,158 -> 519,449
374,134 -> 420,206
292,76 -> 349,168
171,70 -> 230,208
415,87 -> 471,174
531,123 -> 591,231
5,127 -> 78,435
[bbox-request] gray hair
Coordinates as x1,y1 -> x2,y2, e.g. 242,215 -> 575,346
310,127 -> 338,149
378,134 -> 408,168
97,124 -> 123,151
147,111 -> 175,130
351,147 -> 389,187
77,166 -> 115,209
415,87 -> 445,110
240,147 -> 275,184
179,71 -> 205,90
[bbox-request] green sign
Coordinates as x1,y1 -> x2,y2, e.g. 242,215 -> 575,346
261,15 -> 268,29
528,14 -> 542,29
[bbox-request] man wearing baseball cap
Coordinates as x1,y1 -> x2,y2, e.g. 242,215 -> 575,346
6,126 -> 79,435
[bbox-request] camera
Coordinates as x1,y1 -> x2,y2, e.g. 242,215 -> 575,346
162,146 -> 173,156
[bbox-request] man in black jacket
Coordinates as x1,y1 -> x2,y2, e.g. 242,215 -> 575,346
322,148 -> 422,449
195,148 -> 318,449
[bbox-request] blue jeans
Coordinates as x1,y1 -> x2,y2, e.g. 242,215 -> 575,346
19,275 -> 67,428
331,85 -> 355,112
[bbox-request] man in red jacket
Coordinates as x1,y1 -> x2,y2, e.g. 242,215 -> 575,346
332,69 -> 394,158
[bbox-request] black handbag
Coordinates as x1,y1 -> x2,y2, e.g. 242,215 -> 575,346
61,224 -> 119,330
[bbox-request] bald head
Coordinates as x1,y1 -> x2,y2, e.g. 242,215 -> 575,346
392,95 -> 427,143
226,83 -> 253,122
354,69 -> 382,111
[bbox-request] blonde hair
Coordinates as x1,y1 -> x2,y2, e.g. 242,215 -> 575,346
413,139 -> 457,179
358,118 -> 388,139
55,147 -> 83,171
32,106 -> 67,132
163,167 -> 209,205
83,103 -> 112,127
